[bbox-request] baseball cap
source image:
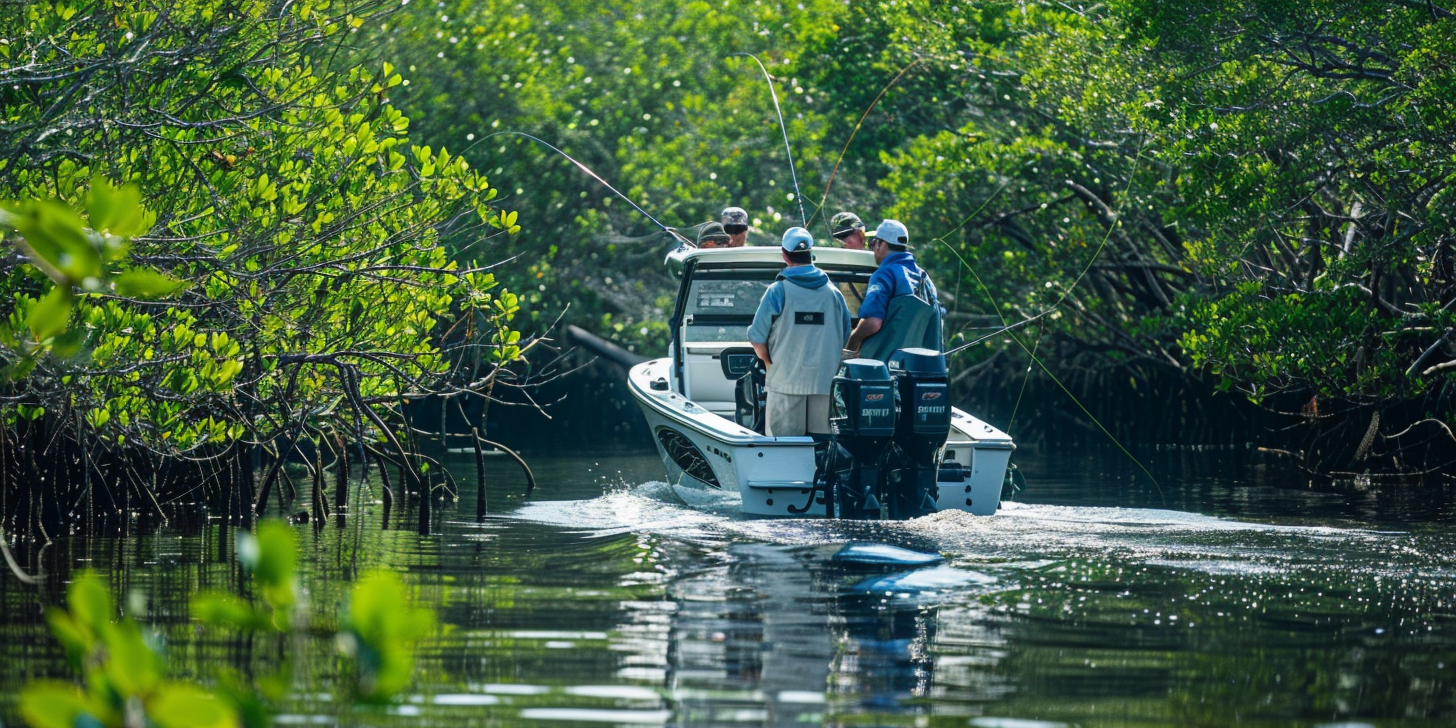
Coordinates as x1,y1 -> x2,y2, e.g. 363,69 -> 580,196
781,227 -> 813,253
721,207 -> 749,227
696,221 -> 730,247
829,211 -> 865,238
871,219 -> 910,249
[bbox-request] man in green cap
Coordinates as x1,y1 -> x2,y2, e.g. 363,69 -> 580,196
829,211 -> 868,250
696,221 -> 731,249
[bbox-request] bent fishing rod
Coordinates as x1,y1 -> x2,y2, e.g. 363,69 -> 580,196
734,53 -> 807,225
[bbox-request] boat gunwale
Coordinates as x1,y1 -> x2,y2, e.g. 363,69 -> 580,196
629,357 -> 1014,450
628,358 -> 815,449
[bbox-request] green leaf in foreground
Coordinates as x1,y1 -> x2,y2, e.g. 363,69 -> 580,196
18,681 -> 104,728
25,286 -> 73,342
341,570 -> 437,700
148,683 -> 238,728
111,269 -> 188,298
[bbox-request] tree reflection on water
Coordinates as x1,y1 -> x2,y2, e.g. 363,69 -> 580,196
2,448 -> 1455,726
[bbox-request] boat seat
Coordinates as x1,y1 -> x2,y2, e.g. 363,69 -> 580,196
682,342 -> 747,408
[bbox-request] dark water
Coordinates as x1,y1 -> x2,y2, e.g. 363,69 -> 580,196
3,442 -> 1456,727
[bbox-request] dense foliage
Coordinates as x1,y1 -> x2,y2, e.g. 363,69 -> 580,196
379,0 -> 1454,472
0,1 -> 519,485
377,0 -> 844,353
4,0 -> 1451,480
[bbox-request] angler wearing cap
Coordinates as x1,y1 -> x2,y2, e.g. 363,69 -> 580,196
845,219 -> 943,361
721,206 -> 750,247
829,211 -> 868,250
748,227 -> 852,437
696,221 -> 731,249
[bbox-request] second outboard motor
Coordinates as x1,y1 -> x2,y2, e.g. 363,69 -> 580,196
883,348 -> 952,519
824,358 -> 896,518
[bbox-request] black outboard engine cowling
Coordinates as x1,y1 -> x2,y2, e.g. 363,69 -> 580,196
884,348 -> 952,519
825,358 -> 895,518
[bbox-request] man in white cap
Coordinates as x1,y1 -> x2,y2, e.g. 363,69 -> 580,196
721,206 -> 750,247
748,227 -> 852,437
845,219 -> 942,361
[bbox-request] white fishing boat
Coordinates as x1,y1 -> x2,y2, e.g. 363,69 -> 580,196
628,244 -> 1014,519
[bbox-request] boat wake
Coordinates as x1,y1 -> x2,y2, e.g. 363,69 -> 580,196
498,480 -> 1451,585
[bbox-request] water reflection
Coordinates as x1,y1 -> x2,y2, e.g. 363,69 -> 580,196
2,447 -> 1455,727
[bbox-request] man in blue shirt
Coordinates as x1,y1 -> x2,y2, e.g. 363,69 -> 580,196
749,228 -> 852,437
845,219 -> 942,361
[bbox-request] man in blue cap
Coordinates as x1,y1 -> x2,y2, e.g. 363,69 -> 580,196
846,219 -> 942,361
748,227 -> 852,437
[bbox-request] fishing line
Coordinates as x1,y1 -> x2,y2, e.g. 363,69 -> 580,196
944,308 -> 1050,355
734,53 -> 807,225
1005,328 -> 1041,434
927,148 -> 1163,500
483,131 -> 680,240
808,58 -> 923,234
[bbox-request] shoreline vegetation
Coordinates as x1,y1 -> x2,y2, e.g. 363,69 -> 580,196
0,0 -> 556,541
1,0 -> 1453,546
379,0 -> 1454,477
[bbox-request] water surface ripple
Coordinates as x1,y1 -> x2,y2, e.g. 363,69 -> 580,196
1,448 -> 1452,727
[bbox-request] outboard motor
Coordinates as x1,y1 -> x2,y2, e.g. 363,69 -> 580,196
823,358 -> 896,518
883,348 -> 952,519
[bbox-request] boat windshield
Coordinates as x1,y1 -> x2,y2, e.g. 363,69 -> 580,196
681,267 -> 871,343
682,272 -> 770,343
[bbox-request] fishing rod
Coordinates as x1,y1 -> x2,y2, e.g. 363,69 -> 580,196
924,154 -> 1165,499
943,309 -> 1051,356
807,58 -> 923,235
483,131 -> 694,246
734,53 -> 807,225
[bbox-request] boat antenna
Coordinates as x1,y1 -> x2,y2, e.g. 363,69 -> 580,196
734,53 -> 807,225
807,58 -> 923,234
484,131 -> 687,243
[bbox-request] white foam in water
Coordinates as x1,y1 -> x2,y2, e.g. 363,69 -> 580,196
518,708 -> 672,723
565,685 -> 662,701
432,694 -> 500,706
504,481 -> 730,540
856,565 -> 997,591
502,481 -> 1431,582
970,719 -> 1071,728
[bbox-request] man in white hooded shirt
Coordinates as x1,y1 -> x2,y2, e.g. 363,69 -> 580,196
748,227 -> 852,437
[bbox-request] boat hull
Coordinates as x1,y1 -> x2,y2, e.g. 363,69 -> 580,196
629,358 -> 1013,517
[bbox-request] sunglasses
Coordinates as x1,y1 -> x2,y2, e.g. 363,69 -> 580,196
832,229 -> 856,240
723,224 -> 748,235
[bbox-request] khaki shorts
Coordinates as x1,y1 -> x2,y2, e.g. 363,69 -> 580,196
766,392 -> 831,437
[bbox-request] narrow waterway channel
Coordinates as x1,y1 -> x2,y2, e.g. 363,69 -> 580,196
3,441 -> 1455,726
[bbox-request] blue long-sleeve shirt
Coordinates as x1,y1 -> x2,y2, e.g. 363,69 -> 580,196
858,251 -> 934,321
